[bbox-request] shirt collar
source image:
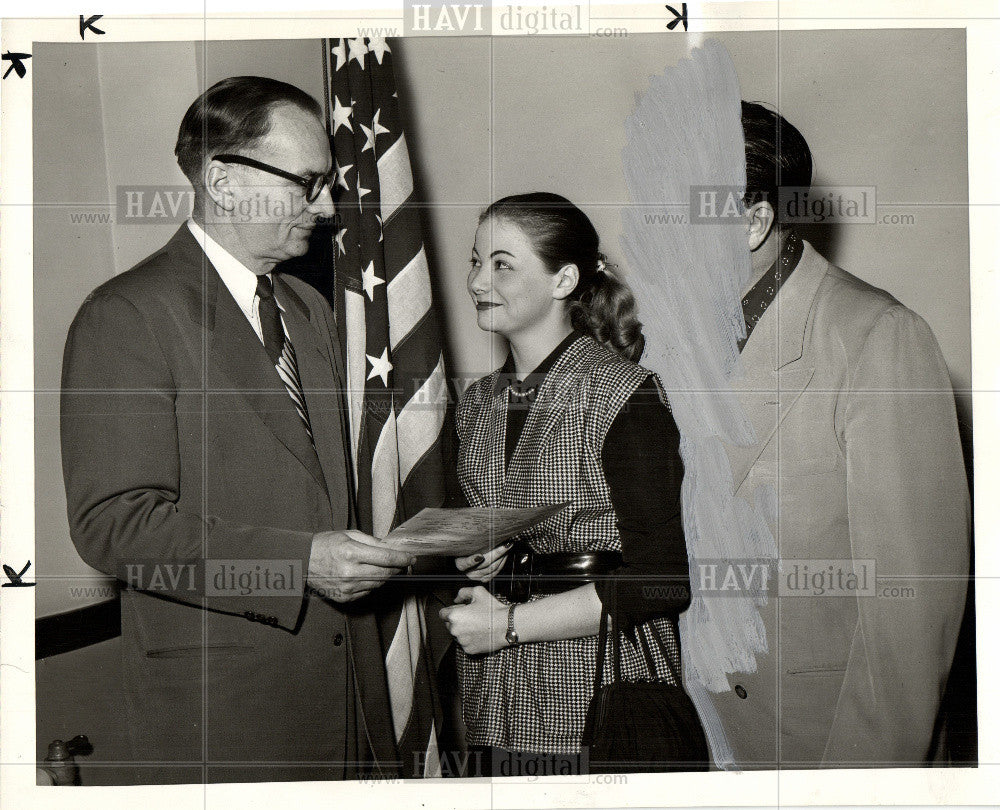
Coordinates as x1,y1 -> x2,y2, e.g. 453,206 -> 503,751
186,218 -> 277,319
738,229 -> 803,352
491,329 -> 584,399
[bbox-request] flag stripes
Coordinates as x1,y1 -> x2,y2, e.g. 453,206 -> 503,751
377,136 -> 415,222
325,36 -> 447,779
387,249 -> 434,349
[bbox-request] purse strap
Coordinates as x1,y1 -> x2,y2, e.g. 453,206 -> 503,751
594,585 -> 686,689
592,582 -> 623,693
634,615 -> 684,686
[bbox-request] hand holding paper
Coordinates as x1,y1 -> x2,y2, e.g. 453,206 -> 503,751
365,502 -> 569,557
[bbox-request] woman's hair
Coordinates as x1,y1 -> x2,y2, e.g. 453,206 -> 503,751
479,192 -> 645,362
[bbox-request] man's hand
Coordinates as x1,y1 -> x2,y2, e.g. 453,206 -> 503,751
438,585 -> 509,655
455,541 -> 512,583
308,530 -> 415,603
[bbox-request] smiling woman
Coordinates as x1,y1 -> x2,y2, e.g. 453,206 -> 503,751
440,192 -> 704,773
468,193 -> 644,366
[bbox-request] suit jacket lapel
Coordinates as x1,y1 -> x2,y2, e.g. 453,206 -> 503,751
727,241 -> 828,493
167,225 -> 327,491
273,275 -> 353,520
726,356 -> 815,495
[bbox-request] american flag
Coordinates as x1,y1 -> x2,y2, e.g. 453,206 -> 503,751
323,37 -> 448,778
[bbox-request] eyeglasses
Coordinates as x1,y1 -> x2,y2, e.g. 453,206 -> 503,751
213,153 -> 334,203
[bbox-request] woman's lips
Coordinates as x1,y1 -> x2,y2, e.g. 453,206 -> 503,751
475,301 -> 500,311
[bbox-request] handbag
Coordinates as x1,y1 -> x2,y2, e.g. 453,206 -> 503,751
580,588 -> 710,773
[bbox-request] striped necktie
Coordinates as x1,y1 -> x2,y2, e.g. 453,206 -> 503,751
256,275 -> 313,439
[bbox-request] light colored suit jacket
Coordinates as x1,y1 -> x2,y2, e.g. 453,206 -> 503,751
709,239 -> 969,768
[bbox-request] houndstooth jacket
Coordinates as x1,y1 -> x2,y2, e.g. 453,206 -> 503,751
455,334 -> 682,754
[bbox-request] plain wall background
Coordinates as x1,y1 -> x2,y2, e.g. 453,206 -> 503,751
394,29 -> 969,388
35,30 -> 969,619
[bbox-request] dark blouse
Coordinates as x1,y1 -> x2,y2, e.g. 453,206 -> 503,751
445,332 -> 690,624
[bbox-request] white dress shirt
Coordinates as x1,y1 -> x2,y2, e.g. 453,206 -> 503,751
186,218 -> 286,344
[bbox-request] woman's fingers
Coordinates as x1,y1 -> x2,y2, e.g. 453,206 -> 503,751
465,557 -> 506,583
454,552 -> 485,573
456,542 -> 513,573
454,586 -> 477,604
480,542 -> 513,565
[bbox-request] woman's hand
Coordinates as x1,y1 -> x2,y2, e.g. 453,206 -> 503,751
455,541 -> 512,583
438,586 -> 510,655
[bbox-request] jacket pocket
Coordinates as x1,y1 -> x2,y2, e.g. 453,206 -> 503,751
145,644 -> 255,659
784,665 -> 847,675
759,455 -> 841,478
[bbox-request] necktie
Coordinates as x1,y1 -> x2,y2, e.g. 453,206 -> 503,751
256,275 -> 313,439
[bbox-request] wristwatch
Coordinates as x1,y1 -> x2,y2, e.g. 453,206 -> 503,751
505,604 -> 519,647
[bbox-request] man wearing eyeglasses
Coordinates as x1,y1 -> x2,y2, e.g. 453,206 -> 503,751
60,76 -> 413,784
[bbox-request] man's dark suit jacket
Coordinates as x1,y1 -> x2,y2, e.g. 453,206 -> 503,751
60,225 -> 395,784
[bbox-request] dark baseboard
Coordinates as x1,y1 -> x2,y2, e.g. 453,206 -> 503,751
36,597 -> 121,660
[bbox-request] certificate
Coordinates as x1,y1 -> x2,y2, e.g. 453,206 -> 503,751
374,502 -> 569,556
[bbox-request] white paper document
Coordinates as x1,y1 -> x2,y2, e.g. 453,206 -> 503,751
375,502 -> 569,557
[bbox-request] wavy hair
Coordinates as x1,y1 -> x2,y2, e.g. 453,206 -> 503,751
480,192 -> 645,362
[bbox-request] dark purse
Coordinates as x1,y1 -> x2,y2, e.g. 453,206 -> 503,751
581,590 -> 710,773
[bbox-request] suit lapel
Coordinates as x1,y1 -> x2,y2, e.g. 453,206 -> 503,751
167,225 -> 327,491
210,278 -> 328,491
728,241 -> 828,494
273,276 -> 352,516
726,359 -> 815,494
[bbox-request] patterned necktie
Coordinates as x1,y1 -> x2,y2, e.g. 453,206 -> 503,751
256,275 -> 313,439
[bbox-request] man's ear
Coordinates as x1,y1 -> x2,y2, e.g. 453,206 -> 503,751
746,200 -> 776,251
204,159 -> 236,213
552,263 -> 580,301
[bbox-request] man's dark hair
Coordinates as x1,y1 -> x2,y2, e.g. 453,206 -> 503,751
174,76 -> 323,186
740,101 -> 812,208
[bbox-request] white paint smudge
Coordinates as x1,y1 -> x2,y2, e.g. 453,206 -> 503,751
619,39 -> 778,769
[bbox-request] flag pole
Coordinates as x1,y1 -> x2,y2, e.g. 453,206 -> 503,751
321,38 -> 331,133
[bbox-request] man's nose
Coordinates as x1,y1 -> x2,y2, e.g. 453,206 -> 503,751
307,182 -> 336,222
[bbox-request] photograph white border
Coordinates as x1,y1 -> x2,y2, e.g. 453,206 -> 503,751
2,1 -> 997,807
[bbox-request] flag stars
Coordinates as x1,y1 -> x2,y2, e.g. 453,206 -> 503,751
366,347 -> 393,386
348,38 -> 368,68
360,109 -> 390,153
331,39 -> 348,72
335,227 -> 347,256
361,260 -> 385,301
368,37 -> 390,64
335,159 -> 354,191
332,97 -> 353,134
375,213 -> 383,242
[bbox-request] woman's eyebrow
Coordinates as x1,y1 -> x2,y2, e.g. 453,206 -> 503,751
490,250 -> 516,259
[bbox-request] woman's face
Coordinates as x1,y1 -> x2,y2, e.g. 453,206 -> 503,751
468,216 -> 562,338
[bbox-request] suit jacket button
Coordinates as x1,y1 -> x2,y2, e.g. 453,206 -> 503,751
267,616 -> 278,626
244,611 -> 255,621
333,633 -> 344,646
735,685 -> 747,699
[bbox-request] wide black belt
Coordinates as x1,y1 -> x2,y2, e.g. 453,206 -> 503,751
492,542 -> 623,603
